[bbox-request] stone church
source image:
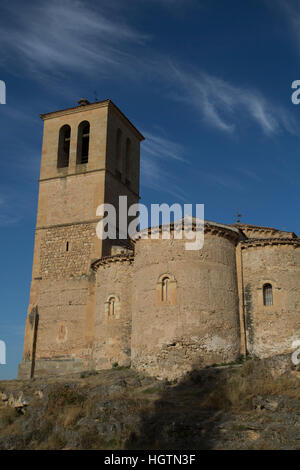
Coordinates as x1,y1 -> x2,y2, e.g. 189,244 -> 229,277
19,99 -> 300,380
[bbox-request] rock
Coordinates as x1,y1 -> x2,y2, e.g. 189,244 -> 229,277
0,392 -> 7,402
247,430 -> 260,441
264,399 -> 279,412
7,393 -> 28,414
253,396 -> 279,412
290,370 -> 300,379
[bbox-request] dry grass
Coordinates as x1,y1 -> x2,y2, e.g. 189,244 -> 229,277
59,405 -> 83,428
46,384 -> 85,416
0,361 -> 298,450
193,360 -> 300,411
0,406 -> 18,426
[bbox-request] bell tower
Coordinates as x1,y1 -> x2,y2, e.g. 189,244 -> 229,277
19,99 -> 144,378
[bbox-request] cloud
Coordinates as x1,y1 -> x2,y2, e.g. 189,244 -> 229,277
0,0 -> 147,78
199,171 -> 245,192
0,187 -> 34,227
168,64 -> 298,136
238,168 -> 263,183
273,0 -> 300,44
142,131 -> 187,163
141,131 -> 188,200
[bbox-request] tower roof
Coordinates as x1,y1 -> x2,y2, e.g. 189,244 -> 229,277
40,98 -> 145,141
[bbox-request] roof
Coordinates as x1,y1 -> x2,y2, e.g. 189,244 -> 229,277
231,222 -> 297,238
40,99 -> 145,141
134,217 -> 240,241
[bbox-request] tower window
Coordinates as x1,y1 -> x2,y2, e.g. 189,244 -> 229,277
125,138 -> 131,185
263,283 -> 273,306
66,241 -> 69,252
116,128 -> 122,179
57,125 -> 71,168
77,121 -> 90,164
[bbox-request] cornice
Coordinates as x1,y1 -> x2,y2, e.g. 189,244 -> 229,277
40,99 -> 144,141
240,238 -> 300,249
40,100 -> 110,120
134,219 -> 240,243
91,254 -> 134,271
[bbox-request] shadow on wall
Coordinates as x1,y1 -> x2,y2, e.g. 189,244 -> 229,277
124,361 -> 233,450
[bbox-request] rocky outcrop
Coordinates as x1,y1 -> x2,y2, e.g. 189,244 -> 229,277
0,357 -> 299,450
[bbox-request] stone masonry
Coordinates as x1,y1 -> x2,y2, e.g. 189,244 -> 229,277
18,99 -> 300,380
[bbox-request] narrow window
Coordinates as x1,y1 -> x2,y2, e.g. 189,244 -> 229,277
66,241 -> 69,252
57,125 -> 71,168
116,128 -> 122,180
162,277 -> 169,302
125,138 -> 131,184
157,273 -> 176,306
263,283 -> 273,306
109,297 -> 115,316
77,121 -> 90,164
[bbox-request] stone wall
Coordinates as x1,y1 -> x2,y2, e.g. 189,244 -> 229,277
241,240 -> 300,358
92,256 -> 134,369
39,223 -> 96,279
33,277 -> 92,362
131,224 -> 241,379
20,100 -> 143,377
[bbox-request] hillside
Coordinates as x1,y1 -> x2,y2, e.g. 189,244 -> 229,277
0,356 -> 299,450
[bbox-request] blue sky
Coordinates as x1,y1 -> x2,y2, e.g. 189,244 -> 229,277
1,0 -> 300,379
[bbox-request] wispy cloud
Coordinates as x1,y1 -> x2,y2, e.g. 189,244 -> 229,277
167,64 -> 298,136
142,132 -> 187,163
0,187 -> 34,227
199,170 -> 245,192
0,0 -> 147,78
141,131 -> 188,200
238,168 -> 263,183
273,0 -> 300,48
145,0 -> 197,5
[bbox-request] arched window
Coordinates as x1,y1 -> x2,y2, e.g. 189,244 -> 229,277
162,277 -> 169,302
105,295 -> 120,318
116,128 -> 122,179
263,283 -> 273,306
125,138 -> 131,183
77,121 -> 90,164
57,125 -> 71,168
109,297 -> 116,316
157,273 -> 176,305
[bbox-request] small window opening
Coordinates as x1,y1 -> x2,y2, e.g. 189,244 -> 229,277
109,297 -> 115,316
116,128 -> 122,178
57,125 -> 71,168
125,138 -> 131,185
66,241 -> 69,252
263,283 -> 273,306
162,277 -> 169,302
77,121 -> 90,164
